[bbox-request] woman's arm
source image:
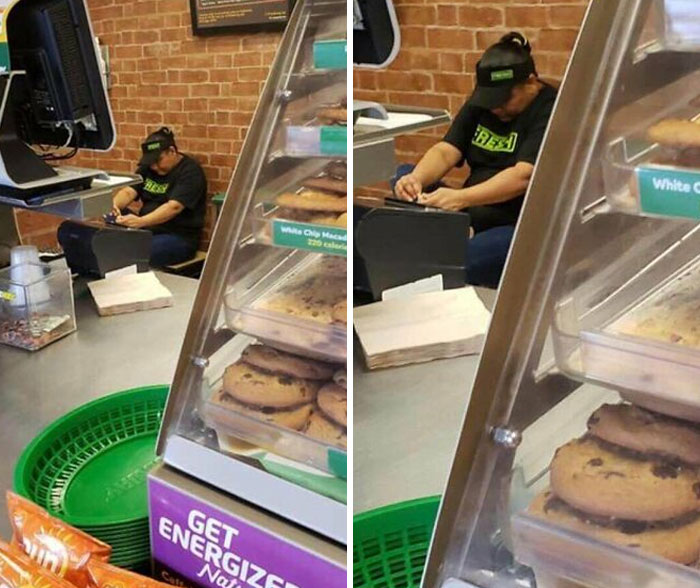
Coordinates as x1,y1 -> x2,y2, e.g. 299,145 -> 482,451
395,142 -> 466,201
116,200 -> 184,228
420,162 -> 533,210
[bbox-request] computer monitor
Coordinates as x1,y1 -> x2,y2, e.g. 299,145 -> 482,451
0,0 -> 115,197
353,0 -> 400,68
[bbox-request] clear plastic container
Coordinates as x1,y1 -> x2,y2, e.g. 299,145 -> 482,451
225,253 -> 346,363
0,263 -> 76,351
554,243 -> 700,420
513,512 -> 700,588
603,133 -> 700,219
199,335 -> 347,476
284,125 -> 347,157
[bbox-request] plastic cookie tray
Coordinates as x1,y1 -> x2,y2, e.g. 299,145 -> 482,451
199,334 -> 347,477
224,251 -> 346,363
602,102 -> 700,219
556,253 -> 700,421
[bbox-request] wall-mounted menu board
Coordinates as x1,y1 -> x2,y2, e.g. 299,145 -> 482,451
190,0 -> 292,34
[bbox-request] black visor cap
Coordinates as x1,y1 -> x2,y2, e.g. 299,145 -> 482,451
139,130 -> 176,167
469,58 -> 535,109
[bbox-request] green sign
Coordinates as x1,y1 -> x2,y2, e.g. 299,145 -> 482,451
328,448 -> 347,480
313,40 -> 347,70
272,220 -> 347,256
638,167 -> 700,219
320,126 -> 347,156
0,290 -> 14,301
0,43 -> 8,72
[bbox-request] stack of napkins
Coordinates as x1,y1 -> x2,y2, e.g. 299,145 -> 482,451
88,271 -> 173,316
353,287 -> 491,369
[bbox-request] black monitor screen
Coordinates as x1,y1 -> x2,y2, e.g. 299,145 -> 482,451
7,0 -> 115,150
353,0 -> 399,68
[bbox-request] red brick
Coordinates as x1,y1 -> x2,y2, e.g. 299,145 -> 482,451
433,73 -> 472,95
437,5 -> 457,26
395,5 -> 436,26
440,53 -> 464,73
427,29 -> 474,50
549,5 -> 587,27
459,6 -> 504,28
537,28 -> 580,52
505,6 -> 548,28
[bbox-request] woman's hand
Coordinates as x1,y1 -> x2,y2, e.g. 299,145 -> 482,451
115,214 -> 144,229
394,173 -> 423,202
419,188 -> 467,211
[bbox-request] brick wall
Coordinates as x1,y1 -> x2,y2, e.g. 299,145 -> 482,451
15,0 -> 282,250
354,0 -> 589,191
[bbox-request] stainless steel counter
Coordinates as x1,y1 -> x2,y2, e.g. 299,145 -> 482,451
0,272 -> 198,538
353,288 -> 495,514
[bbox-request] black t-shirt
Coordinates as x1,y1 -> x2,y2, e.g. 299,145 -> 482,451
136,154 -> 207,245
443,83 -> 557,232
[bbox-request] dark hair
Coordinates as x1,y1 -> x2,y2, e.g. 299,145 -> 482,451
156,126 -> 178,151
482,32 -> 537,75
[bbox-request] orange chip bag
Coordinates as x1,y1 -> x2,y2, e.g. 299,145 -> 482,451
88,560 -> 172,588
0,539 -> 75,588
7,492 -> 112,588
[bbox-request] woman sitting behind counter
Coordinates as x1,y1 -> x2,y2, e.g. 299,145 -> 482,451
393,32 -> 557,288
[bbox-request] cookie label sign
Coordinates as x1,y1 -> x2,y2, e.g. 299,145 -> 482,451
638,167 -> 700,219
149,479 -> 346,588
272,220 -> 347,256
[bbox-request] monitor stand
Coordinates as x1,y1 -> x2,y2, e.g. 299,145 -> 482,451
0,72 -> 104,203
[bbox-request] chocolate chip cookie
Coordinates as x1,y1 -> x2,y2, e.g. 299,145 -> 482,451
242,344 -> 336,380
305,409 -> 347,449
550,437 -> 700,521
317,383 -> 347,428
647,119 -> 700,148
212,389 -> 313,430
276,190 -> 347,212
529,490 -> 700,565
259,271 -> 347,325
588,404 -> 700,466
332,299 -> 347,325
222,362 -> 320,408
303,176 -> 346,195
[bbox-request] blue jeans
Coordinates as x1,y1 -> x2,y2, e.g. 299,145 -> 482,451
466,225 -> 515,288
391,164 -> 516,289
150,233 -> 197,267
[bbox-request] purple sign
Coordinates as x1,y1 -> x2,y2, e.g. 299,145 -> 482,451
149,478 -> 346,588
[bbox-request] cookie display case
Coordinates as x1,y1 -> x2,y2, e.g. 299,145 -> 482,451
156,0 -> 347,546
419,1 -> 700,587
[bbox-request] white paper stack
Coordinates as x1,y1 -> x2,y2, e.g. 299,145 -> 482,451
88,271 -> 173,316
353,287 -> 491,369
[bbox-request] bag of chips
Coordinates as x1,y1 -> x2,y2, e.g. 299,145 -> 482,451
88,560 -> 172,588
0,539 -> 76,588
7,492 -> 112,588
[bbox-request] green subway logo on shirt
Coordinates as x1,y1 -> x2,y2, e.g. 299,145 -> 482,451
143,178 -> 170,195
472,125 -> 518,153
